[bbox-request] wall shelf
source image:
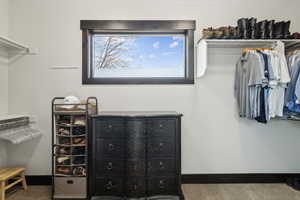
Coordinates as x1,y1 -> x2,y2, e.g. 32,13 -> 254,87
0,35 -> 33,60
196,39 -> 300,77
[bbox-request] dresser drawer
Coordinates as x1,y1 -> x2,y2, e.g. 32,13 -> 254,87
148,159 -> 176,176
95,118 -> 124,138
95,178 -> 124,196
148,119 -> 176,137
96,159 -> 124,177
148,177 -> 177,196
148,138 -> 175,158
96,139 -> 124,159
126,138 -> 146,159
127,159 -> 146,176
126,177 -> 146,197
127,119 -> 146,138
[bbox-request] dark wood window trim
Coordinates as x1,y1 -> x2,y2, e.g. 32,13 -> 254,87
80,20 -> 196,85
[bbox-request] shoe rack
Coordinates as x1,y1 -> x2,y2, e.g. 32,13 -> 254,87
51,97 -> 98,200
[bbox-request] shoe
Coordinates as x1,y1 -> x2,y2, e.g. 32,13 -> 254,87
58,128 -> 70,136
213,29 -> 224,39
73,127 -> 85,135
256,20 -> 267,39
237,18 -> 249,39
202,27 -> 215,39
56,167 -> 71,175
230,26 -> 239,39
59,137 -> 70,145
56,147 -> 70,155
73,137 -> 86,145
283,21 -> 291,39
56,156 -> 71,165
266,20 -> 275,39
220,26 -> 231,39
73,167 -> 86,176
248,18 -> 257,39
274,21 -> 284,39
72,147 -> 86,155
292,32 -> 300,39
73,157 -> 85,165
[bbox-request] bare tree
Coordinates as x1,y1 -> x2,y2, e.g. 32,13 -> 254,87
94,37 -> 132,69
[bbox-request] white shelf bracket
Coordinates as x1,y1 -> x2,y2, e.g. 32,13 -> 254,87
196,39 -> 208,78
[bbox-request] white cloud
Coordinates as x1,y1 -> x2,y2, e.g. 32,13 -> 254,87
169,41 -> 179,48
172,36 -> 183,40
153,41 -> 160,49
162,52 -> 175,56
148,54 -> 156,59
139,55 -> 144,59
123,57 -> 134,62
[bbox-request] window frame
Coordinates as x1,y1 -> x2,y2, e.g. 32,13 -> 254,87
81,20 -> 196,84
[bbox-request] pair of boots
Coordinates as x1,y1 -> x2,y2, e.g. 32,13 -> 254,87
237,18 -> 291,39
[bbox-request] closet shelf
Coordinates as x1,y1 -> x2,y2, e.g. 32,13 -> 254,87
196,39 -> 300,77
0,36 -> 34,59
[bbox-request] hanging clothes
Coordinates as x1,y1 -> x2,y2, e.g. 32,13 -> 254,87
234,48 -> 290,123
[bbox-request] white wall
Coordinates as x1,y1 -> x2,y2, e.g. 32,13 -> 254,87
0,0 -> 9,167
7,0 -> 300,175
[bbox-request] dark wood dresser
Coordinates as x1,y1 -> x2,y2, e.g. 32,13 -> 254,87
88,111 -> 184,200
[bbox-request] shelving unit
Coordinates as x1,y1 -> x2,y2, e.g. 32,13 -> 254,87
196,39 -> 300,77
51,97 -> 98,200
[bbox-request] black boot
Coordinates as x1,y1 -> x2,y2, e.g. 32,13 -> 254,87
237,18 -> 249,39
283,21 -> 291,39
266,20 -> 275,39
274,21 -> 284,39
248,18 -> 257,39
256,20 -> 267,39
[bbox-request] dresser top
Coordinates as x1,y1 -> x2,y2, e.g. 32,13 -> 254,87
91,111 -> 183,117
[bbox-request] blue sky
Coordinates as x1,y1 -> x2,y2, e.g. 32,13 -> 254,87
93,34 -> 185,78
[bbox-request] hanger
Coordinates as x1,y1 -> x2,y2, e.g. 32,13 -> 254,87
242,47 -> 273,56
287,49 -> 300,55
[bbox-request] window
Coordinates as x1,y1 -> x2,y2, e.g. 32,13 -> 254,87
81,20 -> 195,84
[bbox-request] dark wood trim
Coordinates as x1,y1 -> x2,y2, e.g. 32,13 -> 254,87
80,20 -> 196,31
81,20 -> 195,85
26,175 -> 52,185
182,174 -> 300,184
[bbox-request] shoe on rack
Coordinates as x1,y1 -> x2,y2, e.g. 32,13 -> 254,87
73,157 -> 85,165
56,147 -> 70,155
237,18 -> 249,39
73,137 -> 86,145
274,21 -> 284,39
202,27 -> 215,39
283,21 -> 292,39
291,32 -> 300,39
56,167 -> 71,175
73,167 -> 86,176
248,17 -> 257,39
256,20 -> 268,39
266,20 -> 275,39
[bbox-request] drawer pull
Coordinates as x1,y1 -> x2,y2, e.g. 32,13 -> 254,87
108,124 -> 113,129
159,180 -> 165,189
66,180 -> 74,184
134,184 -> 138,191
108,144 -> 115,150
106,180 -> 113,190
159,142 -> 164,147
107,162 -> 113,170
159,124 -> 163,128
159,161 -> 165,170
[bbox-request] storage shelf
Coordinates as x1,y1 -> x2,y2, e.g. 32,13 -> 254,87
196,39 -> 300,77
0,35 -> 35,59
56,134 -> 86,138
